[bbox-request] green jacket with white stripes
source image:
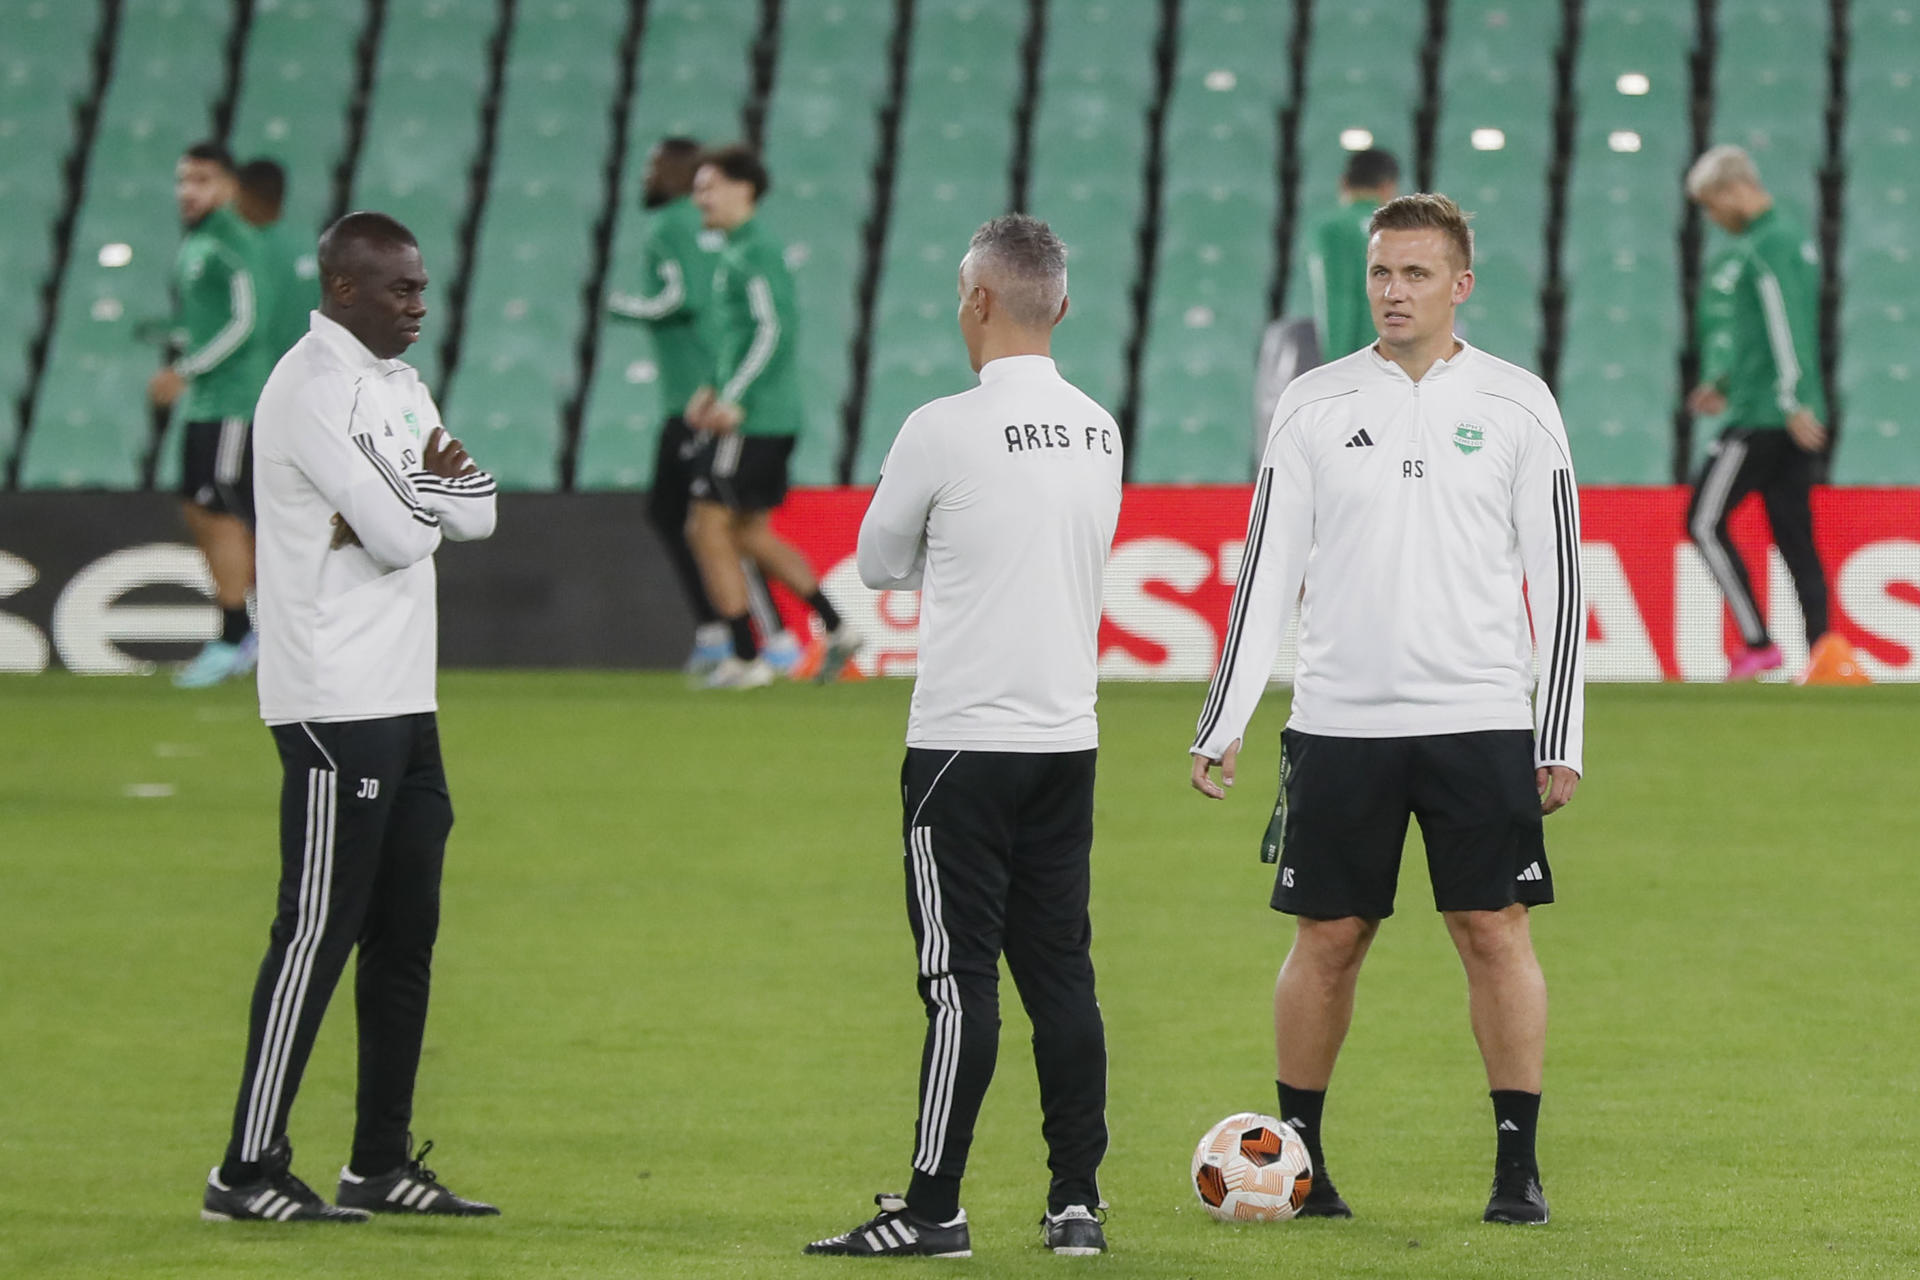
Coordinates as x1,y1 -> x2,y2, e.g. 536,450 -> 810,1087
607,196 -> 719,416
710,216 -> 802,438
171,204 -> 272,422
1696,205 -> 1827,427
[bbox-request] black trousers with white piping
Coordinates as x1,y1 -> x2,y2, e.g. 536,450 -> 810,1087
899,747 -> 1107,1217
1686,425 -> 1830,649
221,713 -> 451,1180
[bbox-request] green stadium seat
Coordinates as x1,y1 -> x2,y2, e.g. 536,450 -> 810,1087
572,352 -> 665,489
350,0 -> 500,389
1430,0 -> 1560,371
762,0 -> 894,485
1134,0 -> 1289,485
1575,6 -> 1694,169
625,0 -> 756,144
1710,0 -> 1828,225
1026,0 -> 1158,414
1581,0 -> 1695,40
22,0 -> 231,489
1834,354 -> 1920,484
855,0 -> 1023,481
1131,321 -> 1257,485
577,0 -> 758,490
1174,0 -> 1291,98
1556,351 -> 1676,485
0,2 -> 100,444
228,0 -> 371,240
1560,49 -> 1688,490
443,0 -> 623,487
1284,3 -> 1421,320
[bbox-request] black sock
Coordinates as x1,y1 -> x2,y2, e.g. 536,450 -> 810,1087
1491,1089 -> 1541,1170
906,1170 -> 960,1224
216,1159 -> 261,1186
348,1148 -> 406,1179
805,590 -> 841,632
1278,1081 -> 1328,1177
221,607 -> 249,645
727,614 -> 758,661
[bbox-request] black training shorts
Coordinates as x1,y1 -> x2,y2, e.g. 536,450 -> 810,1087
688,431 -> 796,514
1265,728 -> 1552,919
180,417 -> 254,522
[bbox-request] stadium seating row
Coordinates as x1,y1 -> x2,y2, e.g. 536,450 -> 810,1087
3,0 -> 1912,491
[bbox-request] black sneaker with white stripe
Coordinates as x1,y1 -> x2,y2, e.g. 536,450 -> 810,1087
336,1139 -> 500,1217
804,1193 -> 971,1257
201,1137 -> 368,1223
1040,1204 -> 1106,1255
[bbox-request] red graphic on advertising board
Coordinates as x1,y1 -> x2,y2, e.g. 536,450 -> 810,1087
771,487 -> 1920,682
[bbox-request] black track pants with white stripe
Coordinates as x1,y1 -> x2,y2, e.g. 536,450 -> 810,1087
220,713 -> 452,1181
1685,425 -> 1830,648
899,747 -> 1107,1218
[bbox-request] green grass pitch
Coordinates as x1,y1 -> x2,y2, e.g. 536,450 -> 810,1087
2,673 -> 1917,1278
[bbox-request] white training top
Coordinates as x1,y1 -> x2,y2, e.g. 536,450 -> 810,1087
858,354 -> 1124,752
253,312 -> 497,725
1191,341 -> 1587,774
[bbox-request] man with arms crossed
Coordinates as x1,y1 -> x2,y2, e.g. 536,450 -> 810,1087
202,212 -> 499,1223
1191,194 -> 1585,1225
806,215 -> 1122,1258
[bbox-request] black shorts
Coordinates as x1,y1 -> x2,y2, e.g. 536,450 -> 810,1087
1265,729 -> 1551,919
180,417 -> 254,521
688,432 -> 795,513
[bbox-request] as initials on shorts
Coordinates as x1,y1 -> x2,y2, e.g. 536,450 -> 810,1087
1281,867 -> 1295,888
356,777 -> 379,799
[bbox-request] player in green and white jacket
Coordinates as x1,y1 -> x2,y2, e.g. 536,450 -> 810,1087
606,137 -> 741,671
237,158 -> 319,366
1683,145 -> 1860,684
683,144 -> 858,689
148,141 -> 272,689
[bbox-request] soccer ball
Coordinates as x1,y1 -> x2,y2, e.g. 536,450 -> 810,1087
1191,1112 -> 1313,1222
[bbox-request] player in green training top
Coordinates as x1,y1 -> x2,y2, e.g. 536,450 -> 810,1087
606,137 -> 778,676
1305,149 -> 1400,361
683,144 -> 859,689
237,159 -> 318,364
1683,145 -> 1866,686
147,141 -> 271,689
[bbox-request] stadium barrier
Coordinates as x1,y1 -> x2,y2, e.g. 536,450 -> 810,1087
770,486 -> 1920,684
3,489 -> 1915,680
0,493 -> 696,673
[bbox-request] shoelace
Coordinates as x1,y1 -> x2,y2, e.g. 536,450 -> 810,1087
404,1139 -> 442,1185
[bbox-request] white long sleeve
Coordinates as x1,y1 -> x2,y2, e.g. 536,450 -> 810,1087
284,378 -> 443,571
858,355 -> 1122,752
857,423 -> 933,590
1191,404 -> 1315,760
1511,397 -> 1586,773
253,311 -> 495,725
1192,342 -> 1586,772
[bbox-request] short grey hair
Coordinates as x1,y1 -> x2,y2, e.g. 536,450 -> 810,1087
962,214 -> 1067,328
1686,145 -> 1761,198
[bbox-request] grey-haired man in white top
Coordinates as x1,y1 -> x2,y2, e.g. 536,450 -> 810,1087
807,215 -> 1122,1259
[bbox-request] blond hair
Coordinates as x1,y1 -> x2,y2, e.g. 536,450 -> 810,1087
1368,192 -> 1474,271
1685,145 -> 1761,198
